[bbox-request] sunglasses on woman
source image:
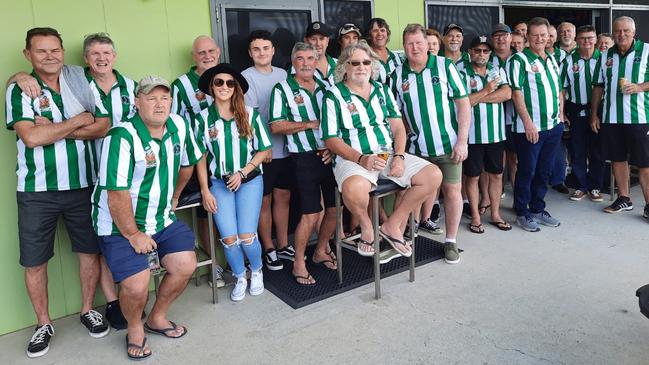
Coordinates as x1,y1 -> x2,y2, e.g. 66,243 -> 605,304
213,78 -> 237,88
347,59 -> 372,67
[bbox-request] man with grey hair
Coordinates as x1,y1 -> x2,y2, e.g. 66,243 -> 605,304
392,23 -> 471,263
591,16 -> 649,221
558,22 -> 577,53
268,42 -> 335,285
322,41 -> 442,259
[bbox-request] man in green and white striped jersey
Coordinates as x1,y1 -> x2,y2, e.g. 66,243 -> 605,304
367,17 -> 403,85
6,27 -> 112,358
560,25 -> 605,203
269,42 -> 337,285
304,21 -> 337,87
443,23 -> 470,65
93,76 -> 205,359
591,16 -> 649,220
460,36 -> 512,234
322,41 -> 441,259
558,22 -> 577,54
508,17 -> 565,232
392,24 -> 471,264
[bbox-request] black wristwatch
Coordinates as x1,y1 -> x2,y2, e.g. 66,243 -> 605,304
393,154 -> 405,160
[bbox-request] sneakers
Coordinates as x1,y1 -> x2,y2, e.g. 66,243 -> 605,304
249,269 -> 264,296
231,277 -> 248,302
552,183 -> 570,194
516,215 -> 541,232
444,242 -> 460,264
276,245 -> 296,261
589,189 -> 604,202
105,300 -> 127,330
430,203 -> 441,223
604,196 -> 633,213
462,202 -> 471,219
419,218 -> 443,235
263,249 -> 283,271
531,210 -> 560,227
80,310 -> 109,338
26,324 -> 54,358
570,190 -> 586,201
644,204 -> 649,221
207,264 -> 226,288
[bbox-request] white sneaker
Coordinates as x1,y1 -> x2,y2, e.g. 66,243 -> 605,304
231,277 -> 247,302
249,269 -> 264,296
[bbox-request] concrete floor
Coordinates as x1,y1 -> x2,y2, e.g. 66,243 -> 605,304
2,186 -> 648,365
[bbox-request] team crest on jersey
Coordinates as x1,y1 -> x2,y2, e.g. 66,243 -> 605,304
606,58 -> 614,68
195,90 -> 206,101
121,95 -> 130,104
208,124 -> 219,140
401,80 -> 410,92
572,63 -> 580,73
294,93 -> 304,105
145,149 -> 157,168
634,56 -> 642,64
431,76 -> 440,85
530,62 -> 540,73
347,102 -> 358,114
38,94 -> 51,111
470,78 -> 477,88
378,96 -> 386,106
173,143 -> 181,155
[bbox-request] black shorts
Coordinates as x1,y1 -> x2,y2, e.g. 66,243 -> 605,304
291,152 -> 336,215
504,127 -> 516,152
262,156 -> 295,195
600,123 -> 649,167
17,187 -> 99,267
463,142 -> 505,177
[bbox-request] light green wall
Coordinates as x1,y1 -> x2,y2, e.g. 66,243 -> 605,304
0,0 -> 426,335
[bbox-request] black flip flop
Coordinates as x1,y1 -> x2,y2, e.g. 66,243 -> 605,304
292,272 -> 316,286
469,223 -> 485,234
126,335 -> 151,361
143,321 -> 187,339
478,204 -> 491,215
312,257 -> 337,270
489,221 -> 512,231
379,229 -> 412,257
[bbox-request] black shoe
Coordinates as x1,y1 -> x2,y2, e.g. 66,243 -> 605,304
80,310 -> 110,338
643,204 -> 649,221
430,203 -> 441,223
276,245 -> 297,261
105,300 -> 128,330
264,249 -> 284,271
552,183 -> 570,194
26,324 -> 54,358
462,202 -> 472,219
604,196 -> 633,213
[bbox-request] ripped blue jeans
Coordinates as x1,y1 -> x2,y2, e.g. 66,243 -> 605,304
210,175 -> 263,278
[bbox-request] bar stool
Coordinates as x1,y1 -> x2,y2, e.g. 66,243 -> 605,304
334,178 -> 416,299
153,191 -> 219,304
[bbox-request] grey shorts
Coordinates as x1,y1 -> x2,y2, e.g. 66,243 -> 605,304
333,153 -> 431,191
17,188 -> 99,267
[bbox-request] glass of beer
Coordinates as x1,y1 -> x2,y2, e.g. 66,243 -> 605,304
619,77 -> 628,92
377,144 -> 392,162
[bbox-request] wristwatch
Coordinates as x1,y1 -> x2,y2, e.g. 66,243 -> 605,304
393,154 -> 405,160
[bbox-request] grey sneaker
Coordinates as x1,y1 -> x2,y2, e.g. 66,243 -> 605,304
516,215 -> 541,232
531,211 -> 560,227
444,242 -> 460,264
419,218 -> 443,235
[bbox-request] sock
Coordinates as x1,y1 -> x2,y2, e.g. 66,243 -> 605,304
445,238 -> 456,244
463,199 -> 469,203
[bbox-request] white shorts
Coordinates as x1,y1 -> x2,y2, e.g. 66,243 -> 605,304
333,153 -> 431,191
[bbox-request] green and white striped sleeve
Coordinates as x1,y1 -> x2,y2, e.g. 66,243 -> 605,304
252,109 -> 272,151
182,117 -> 206,166
446,60 -> 469,99
321,91 -> 340,140
98,127 -> 134,190
5,84 -> 35,129
508,56 -> 525,90
382,84 -> 401,118
268,83 -> 288,123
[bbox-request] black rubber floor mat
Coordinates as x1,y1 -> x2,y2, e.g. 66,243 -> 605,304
263,236 -> 450,309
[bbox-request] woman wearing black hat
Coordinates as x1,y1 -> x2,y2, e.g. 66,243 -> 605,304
194,63 -> 273,302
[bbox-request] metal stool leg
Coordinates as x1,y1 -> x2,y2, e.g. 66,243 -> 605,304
610,162 -> 615,201
208,212 -> 218,304
335,189 -> 343,284
153,273 -> 161,298
192,208 -> 200,287
409,211 -> 415,282
372,195 -> 381,300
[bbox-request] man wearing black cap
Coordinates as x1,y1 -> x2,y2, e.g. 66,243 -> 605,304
443,23 -> 470,65
304,21 -> 337,86
460,36 -> 512,233
338,23 -> 361,51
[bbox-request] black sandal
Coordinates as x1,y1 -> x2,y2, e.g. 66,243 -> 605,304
126,335 -> 152,361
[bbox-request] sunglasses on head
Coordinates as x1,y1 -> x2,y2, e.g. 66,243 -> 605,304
213,78 -> 236,88
347,60 -> 372,67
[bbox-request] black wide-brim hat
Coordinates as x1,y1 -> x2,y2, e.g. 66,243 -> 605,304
198,63 -> 249,96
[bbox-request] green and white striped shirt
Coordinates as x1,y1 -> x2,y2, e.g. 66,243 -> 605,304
196,105 -> 272,178
269,75 -> 327,153
561,49 -> 600,106
593,40 -> 649,124
508,48 -> 562,132
460,64 -> 508,144
291,55 -> 337,87
321,80 -> 399,165
92,113 -> 205,235
171,66 -> 213,130
551,46 -> 568,66
490,53 -> 516,126
5,72 -> 109,192
392,54 -> 469,157
377,49 -> 402,85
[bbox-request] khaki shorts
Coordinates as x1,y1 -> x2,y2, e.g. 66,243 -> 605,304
334,153 -> 431,191
425,154 -> 462,184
